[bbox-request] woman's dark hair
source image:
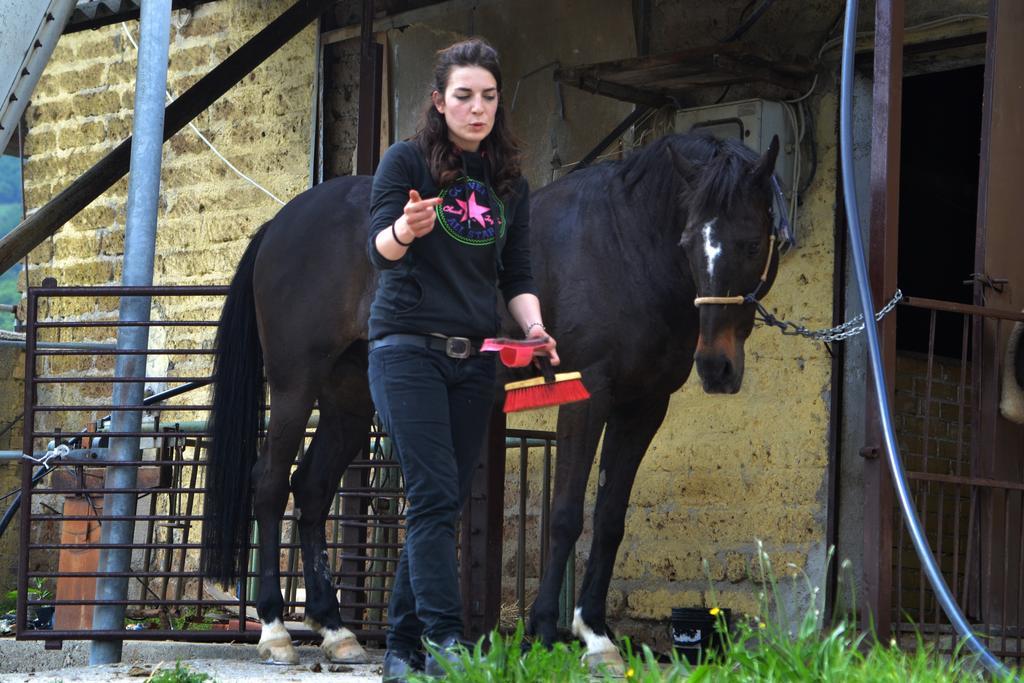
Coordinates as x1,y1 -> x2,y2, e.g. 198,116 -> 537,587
413,38 -> 522,199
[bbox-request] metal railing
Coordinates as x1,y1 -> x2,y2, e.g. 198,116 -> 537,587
13,285 -> 561,646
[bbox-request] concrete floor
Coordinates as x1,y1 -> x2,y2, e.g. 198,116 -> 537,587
0,639 -> 384,682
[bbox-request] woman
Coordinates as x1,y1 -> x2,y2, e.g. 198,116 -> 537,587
367,38 -> 559,680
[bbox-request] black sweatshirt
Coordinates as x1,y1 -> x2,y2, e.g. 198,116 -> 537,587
367,140 -> 536,340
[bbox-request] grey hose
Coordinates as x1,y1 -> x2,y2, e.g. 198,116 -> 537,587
838,0 -> 1010,677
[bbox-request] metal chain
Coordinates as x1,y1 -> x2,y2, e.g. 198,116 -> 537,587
753,289 -> 903,342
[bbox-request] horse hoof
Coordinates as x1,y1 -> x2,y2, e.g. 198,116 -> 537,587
572,608 -> 624,676
320,626 -> 369,663
583,649 -> 626,677
258,620 -> 299,665
258,637 -> 299,665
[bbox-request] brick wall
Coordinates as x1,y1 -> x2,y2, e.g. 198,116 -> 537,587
894,351 -> 974,472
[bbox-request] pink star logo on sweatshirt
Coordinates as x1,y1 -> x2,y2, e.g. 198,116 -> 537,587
455,191 -> 491,228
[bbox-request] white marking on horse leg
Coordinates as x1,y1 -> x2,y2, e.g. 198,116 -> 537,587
702,219 -> 721,279
257,618 -> 298,665
573,607 -> 625,676
318,625 -> 369,663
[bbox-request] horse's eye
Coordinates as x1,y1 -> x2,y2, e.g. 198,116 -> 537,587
744,241 -> 761,257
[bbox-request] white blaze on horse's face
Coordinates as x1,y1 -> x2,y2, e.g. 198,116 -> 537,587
702,218 -> 722,280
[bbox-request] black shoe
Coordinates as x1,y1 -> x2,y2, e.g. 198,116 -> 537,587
382,649 -> 424,682
424,634 -> 467,677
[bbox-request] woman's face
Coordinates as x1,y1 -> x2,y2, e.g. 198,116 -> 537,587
433,65 -> 498,152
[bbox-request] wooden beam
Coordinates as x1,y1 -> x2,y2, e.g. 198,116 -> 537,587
355,0 -> 382,175
322,0 -> 462,45
461,408 -> 507,640
0,0 -> 339,276
862,0 -> 903,643
554,74 -> 669,108
554,42 -> 813,105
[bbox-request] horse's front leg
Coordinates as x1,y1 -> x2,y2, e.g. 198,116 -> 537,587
291,369 -> 372,663
253,390 -> 314,665
573,393 -> 671,675
528,388 -> 611,646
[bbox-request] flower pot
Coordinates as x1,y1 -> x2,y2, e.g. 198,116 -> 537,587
29,605 -> 54,630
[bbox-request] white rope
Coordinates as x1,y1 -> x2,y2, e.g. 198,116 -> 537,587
120,24 -> 286,206
22,443 -> 69,468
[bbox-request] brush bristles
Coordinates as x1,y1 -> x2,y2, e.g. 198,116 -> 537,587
503,377 -> 591,413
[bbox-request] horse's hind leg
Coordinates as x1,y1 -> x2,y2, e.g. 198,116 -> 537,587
253,381 -> 316,665
291,346 -> 373,663
573,393 -> 671,675
528,387 -> 611,646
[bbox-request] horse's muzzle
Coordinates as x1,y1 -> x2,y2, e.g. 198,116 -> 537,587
695,336 -> 745,394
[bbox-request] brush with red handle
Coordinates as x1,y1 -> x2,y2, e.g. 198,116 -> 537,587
502,355 -> 591,413
481,337 -> 591,412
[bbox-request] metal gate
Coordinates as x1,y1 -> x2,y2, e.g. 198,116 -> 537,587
890,296 -> 1024,662
12,285 -> 559,646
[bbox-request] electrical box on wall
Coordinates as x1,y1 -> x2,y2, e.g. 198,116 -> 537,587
674,99 -> 797,204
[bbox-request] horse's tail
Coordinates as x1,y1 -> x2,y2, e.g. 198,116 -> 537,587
201,222 -> 269,586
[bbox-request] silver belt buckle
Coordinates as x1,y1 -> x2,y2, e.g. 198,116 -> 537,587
445,336 -> 472,359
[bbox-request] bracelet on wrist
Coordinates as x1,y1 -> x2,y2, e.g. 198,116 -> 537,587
526,322 -> 546,335
391,222 -> 414,247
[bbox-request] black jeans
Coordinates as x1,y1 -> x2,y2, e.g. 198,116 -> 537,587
368,343 -> 496,651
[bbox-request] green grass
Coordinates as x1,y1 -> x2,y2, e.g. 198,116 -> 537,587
412,623 -> 591,682
149,661 -> 212,683
419,547 -> 1018,682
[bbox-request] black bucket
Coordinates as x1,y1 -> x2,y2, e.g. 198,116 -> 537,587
670,607 -> 730,665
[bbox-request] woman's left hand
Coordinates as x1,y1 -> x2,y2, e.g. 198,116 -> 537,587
528,326 -> 560,366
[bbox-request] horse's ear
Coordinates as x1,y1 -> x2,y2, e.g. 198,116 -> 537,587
667,144 -> 697,188
751,134 -> 780,187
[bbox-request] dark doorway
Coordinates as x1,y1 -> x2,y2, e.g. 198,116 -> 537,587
895,66 -> 984,358
890,65 -> 985,632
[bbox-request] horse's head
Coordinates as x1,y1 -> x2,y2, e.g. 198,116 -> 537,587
672,134 -> 780,394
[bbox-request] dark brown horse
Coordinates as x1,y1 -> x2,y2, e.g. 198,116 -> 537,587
200,131 -> 780,668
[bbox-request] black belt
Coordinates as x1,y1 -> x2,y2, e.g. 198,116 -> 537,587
368,333 -> 483,359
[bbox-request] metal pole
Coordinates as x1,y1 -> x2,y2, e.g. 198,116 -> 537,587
90,0 -> 172,665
